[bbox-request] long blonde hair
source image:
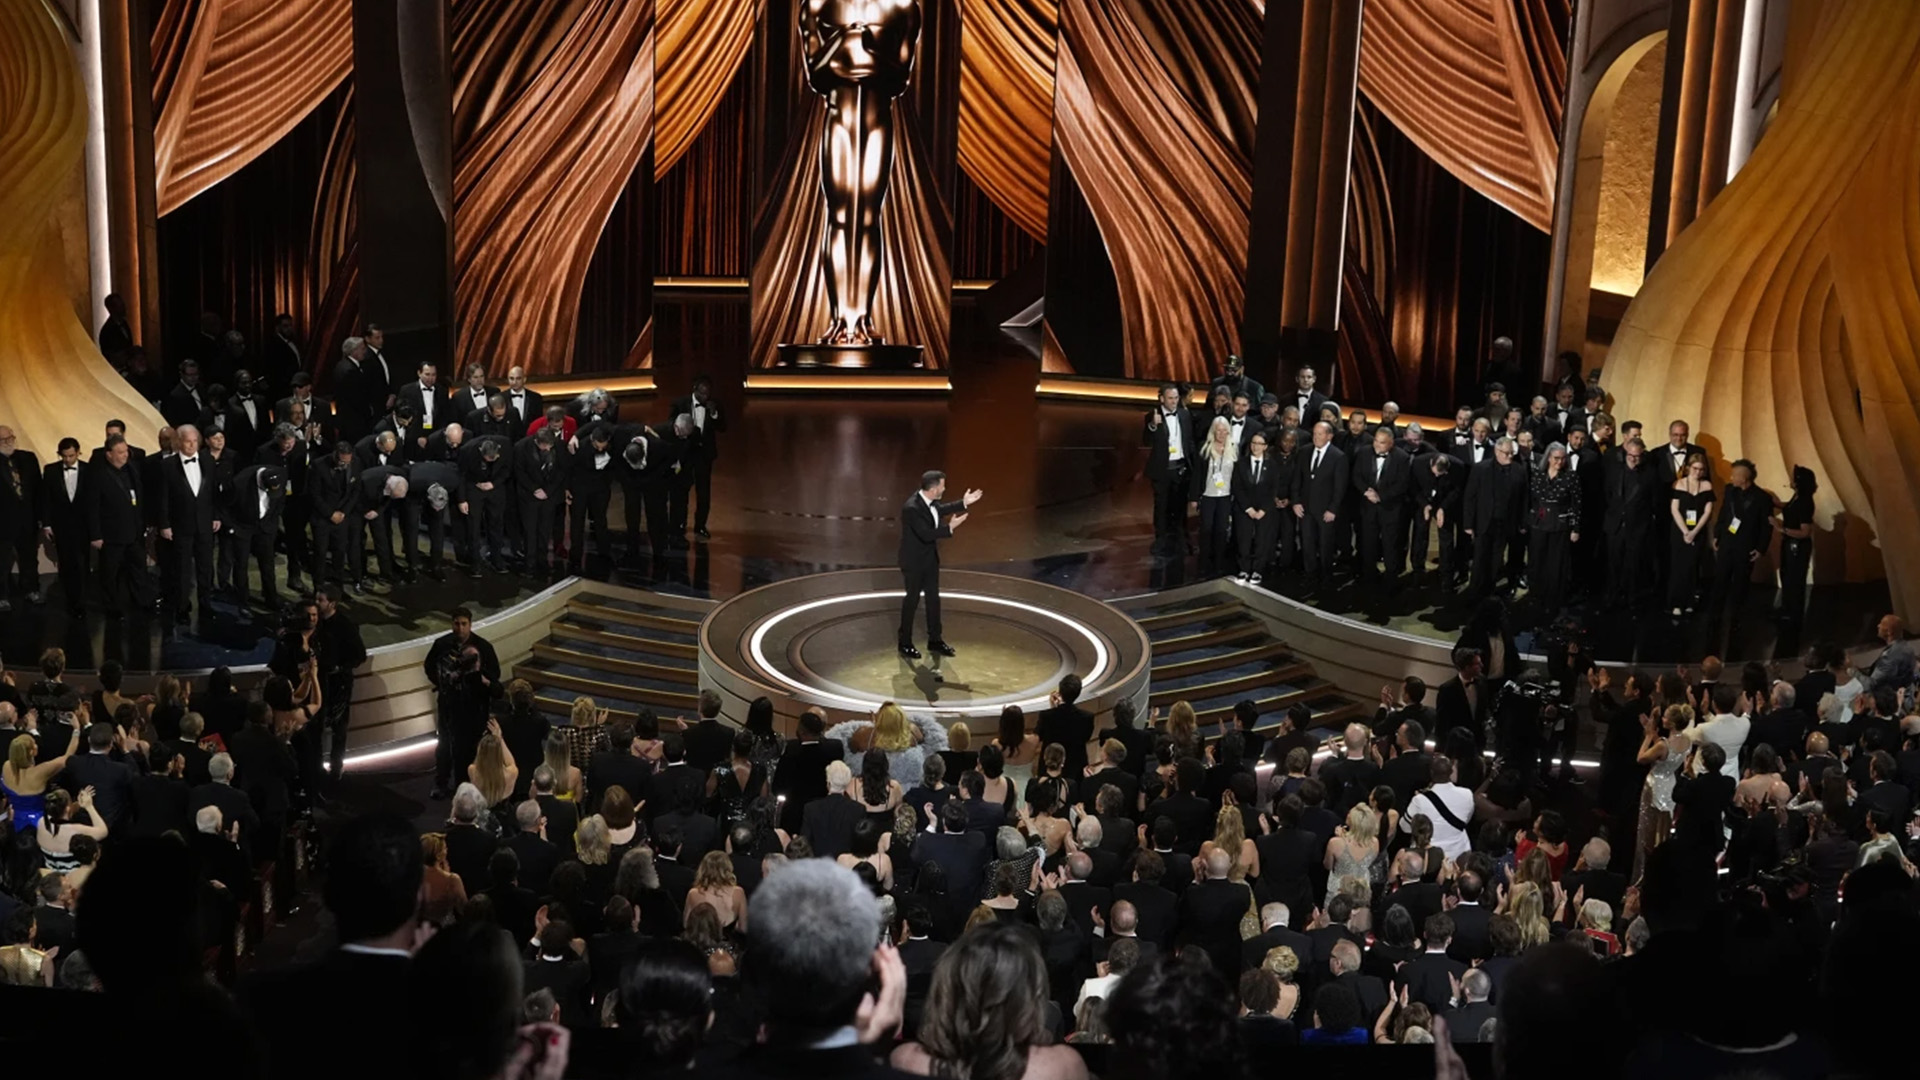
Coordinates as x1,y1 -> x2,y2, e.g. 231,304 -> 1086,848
543,732 -> 571,779
874,702 -> 912,751
155,673 -> 183,706
1165,701 -> 1197,751
1344,803 -> 1379,846
6,734 -> 35,777
472,733 -> 511,806
1201,415 -> 1239,466
1505,881 -> 1551,947
569,696 -> 598,728
1211,805 -> 1247,877
693,850 -> 736,891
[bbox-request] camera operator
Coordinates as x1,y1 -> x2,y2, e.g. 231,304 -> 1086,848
313,586 -> 367,791
423,607 -> 500,800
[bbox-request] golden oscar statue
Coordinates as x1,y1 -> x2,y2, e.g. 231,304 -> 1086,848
799,0 -> 921,348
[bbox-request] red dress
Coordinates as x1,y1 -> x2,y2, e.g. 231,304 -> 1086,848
1514,835 -> 1569,880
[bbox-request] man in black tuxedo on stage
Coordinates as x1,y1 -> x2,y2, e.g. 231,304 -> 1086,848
1354,426 -> 1410,590
513,426 -> 566,577
1287,366 -> 1329,430
671,374 -> 725,539
331,336 -> 377,443
40,438 -> 90,617
1292,421 -> 1349,588
0,426 -> 43,610
1602,437 -> 1660,607
897,469 -> 982,660
504,365 -> 543,438
1463,437 -> 1527,598
153,425 -> 225,625
451,363 -> 496,422
397,362 -> 450,454
224,369 -> 271,460
86,435 -> 147,617
1142,383 -> 1196,558
162,359 -> 209,429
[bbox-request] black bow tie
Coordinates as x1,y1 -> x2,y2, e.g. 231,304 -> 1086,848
62,465 -> 76,472
181,457 -> 197,465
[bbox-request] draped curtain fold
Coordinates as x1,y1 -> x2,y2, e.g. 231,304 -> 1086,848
1357,0 -> 1569,232
150,0 -> 353,217
655,0 -> 762,178
958,0 -> 1058,240
1045,0 -> 1261,384
449,0 -> 656,376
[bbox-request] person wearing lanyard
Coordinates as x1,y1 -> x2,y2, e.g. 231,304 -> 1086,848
1189,416 -> 1238,579
1774,466 -> 1817,623
1142,384 -> 1196,559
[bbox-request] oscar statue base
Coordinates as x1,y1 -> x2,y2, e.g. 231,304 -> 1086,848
775,343 -> 927,370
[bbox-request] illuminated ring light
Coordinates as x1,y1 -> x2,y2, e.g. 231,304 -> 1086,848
746,590 -> 1112,716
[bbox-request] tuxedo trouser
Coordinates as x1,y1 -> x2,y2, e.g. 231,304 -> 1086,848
1779,539 -> 1811,620
467,489 -> 506,563
412,503 -> 448,568
1197,496 -> 1233,575
1360,505 -> 1405,586
1471,520 -> 1512,596
367,506 -> 406,576
519,498 -> 556,568
899,563 -> 942,646
1301,509 -> 1340,577
168,528 -> 215,614
620,478 -> 646,551
323,670 -> 355,783
568,491 -> 611,567
0,526 -> 35,594
236,527 -> 280,606
311,515 -> 359,582
644,484 -> 672,552
433,693 -> 457,788
1235,506 -> 1278,575
98,541 -> 144,614
54,538 -> 89,610
1605,527 -> 1647,605
669,479 -> 692,535
1272,505 -> 1298,571
1708,544 -> 1758,614
1410,511 -> 1454,579
1150,470 -> 1189,550
282,496 -> 310,584
213,525 -> 238,589
691,456 -> 714,531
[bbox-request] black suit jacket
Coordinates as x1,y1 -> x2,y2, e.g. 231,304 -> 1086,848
1287,389 -> 1329,426
1397,950 -> 1468,1012
1603,457 -> 1661,534
899,491 -> 964,574
154,453 -> 224,535
1353,446 -> 1412,512
910,828 -> 992,901
161,382 -> 209,428
39,460 -> 87,541
190,781 -> 260,858
504,388 -> 545,435
1232,452 -> 1284,511
803,794 -> 866,860
129,772 -> 193,838
1055,880 -> 1111,937
671,393 -> 726,461
1292,443 -> 1349,517
443,822 -> 499,896
683,720 -> 735,771
397,381 -> 450,442
1112,880 -> 1179,948
1036,703 -> 1095,777
770,737 -> 846,830
1241,923 -> 1314,973
227,467 -> 285,535
450,384 -> 498,423
85,459 -> 146,544
506,830 -> 562,893
586,750 -> 653,816
1434,676 -> 1487,741
1141,407 -> 1200,481
1177,878 -> 1254,976
63,752 -> 137,831
1445,902 -> 1494,962
1657,441 -> 1707,481
1464,457 -> 1527,532
649,762 -> 707,818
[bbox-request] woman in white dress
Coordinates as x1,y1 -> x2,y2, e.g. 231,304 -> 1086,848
1632,703 -> 1693,882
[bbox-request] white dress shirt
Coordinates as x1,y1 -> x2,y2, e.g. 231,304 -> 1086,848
468,388 -> 488,411
510,390 -> 529,420
1164,411 -> 1184,463
420,389 -> 435,427
257,486 -> 271,520
181,455 -> 202,496
62,464 -> 79,501
921,491 -> 940,529
693,400 -> 708,431
242,399 -> 258,427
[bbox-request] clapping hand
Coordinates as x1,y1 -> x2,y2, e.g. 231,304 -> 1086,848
487,717 -> 503,739
948,512 -> 968,529
962,488 -> 983,507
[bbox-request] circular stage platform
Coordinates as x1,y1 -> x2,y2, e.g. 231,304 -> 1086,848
699,569 -> 1153,727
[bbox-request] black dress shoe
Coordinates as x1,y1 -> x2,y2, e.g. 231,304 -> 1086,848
929,640 -> 956,657
898,644 -> 923,660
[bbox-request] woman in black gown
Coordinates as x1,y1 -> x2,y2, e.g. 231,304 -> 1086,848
1667,453 -> 1715,615
1776,466 -> 1817,622
1526,442 -> 1581,618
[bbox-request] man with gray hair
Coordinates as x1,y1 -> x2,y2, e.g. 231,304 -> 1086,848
190,803 -> 249,895
1563,836 -> 1628,915
1073,816 -> 1119,886
331,335 -> 377,441
1241,900 -> 1309,972
1464,432 -> 1528,597
802,760 -> 865,859
443,783 -> 499,895
506,798 -> 560,893
1447,968 -> 1497,1043
153,422 -> 222,624
737,859 -> 904,1074
665,413 -> 699,548
1053,850 -> 1109,937
190,752 -> 259,860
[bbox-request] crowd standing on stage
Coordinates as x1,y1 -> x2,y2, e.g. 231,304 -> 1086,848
1146,347 -> 1819,630
0,304 -> 726,626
